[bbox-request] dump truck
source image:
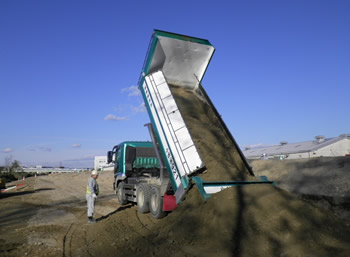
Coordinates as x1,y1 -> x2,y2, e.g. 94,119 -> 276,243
108,30 -> 273,218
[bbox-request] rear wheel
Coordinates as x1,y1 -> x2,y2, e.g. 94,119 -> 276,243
149,186 -> 166,219
117,182 -> 127,205
136,183 -> 151,213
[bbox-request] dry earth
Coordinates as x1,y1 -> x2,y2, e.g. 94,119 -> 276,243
1,86 -> 350,257
250,157 -> 350,222
1,167 -> 350,257
0,171 -> 120,257
250,157 -> 350,198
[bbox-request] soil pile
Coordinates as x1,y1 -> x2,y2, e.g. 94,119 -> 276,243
250,157 -> 350,222
250,157 -> 350,198
127,86 -> 350,256
92,180 -> 350,257
152,184 -> 350,257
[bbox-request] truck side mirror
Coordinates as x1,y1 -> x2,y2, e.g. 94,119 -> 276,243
107,151 -> 113,163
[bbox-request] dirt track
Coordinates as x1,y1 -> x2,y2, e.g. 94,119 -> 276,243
0,171 -> 132,257
0,171 -> 199,257
1,161 -> 350,257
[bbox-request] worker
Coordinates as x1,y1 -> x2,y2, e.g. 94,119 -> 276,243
86,170 -> 99,223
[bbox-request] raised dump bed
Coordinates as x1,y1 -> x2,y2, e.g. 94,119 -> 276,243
138,30 -> 271,202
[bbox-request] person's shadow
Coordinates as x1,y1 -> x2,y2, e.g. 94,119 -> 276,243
96,204 -> 133,222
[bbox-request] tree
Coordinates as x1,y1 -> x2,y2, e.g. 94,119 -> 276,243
11,160 -> 22,172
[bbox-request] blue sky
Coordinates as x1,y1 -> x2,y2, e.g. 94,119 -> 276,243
1,0 -> 349,168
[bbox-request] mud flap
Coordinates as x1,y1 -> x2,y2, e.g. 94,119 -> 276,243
163,194 -> 177,211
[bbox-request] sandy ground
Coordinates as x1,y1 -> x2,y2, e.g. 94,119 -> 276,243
1,167 -> 350,257
0,171 -> 120,257
1,86 -> 350,256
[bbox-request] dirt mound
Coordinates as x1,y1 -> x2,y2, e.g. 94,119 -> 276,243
91,87 -> 350,256
93,182 -> 350,257
118,86 -> 350,256
154,185 -> 350,257
250,157 -> 350,223
250,157 -> 350,198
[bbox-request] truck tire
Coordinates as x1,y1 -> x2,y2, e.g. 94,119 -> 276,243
136,184 -> 150,213
117,182 -> 127,205
149,186 -> 166,219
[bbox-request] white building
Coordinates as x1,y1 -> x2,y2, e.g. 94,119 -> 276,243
243,134 -> 350,160
94,156 -> 108,171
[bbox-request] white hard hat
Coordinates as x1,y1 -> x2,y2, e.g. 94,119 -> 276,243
91,170 -> 98,176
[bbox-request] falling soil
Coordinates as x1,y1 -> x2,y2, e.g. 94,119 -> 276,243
169,85 -> 253,182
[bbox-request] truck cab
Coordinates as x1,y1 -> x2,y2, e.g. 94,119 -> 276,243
108,141 -> 160,180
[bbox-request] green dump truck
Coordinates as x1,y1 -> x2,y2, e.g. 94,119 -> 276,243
108,30 -> 273,219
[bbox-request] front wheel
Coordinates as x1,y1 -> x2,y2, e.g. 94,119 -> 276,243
117,182 -> 127,205
149,186 -> 166,219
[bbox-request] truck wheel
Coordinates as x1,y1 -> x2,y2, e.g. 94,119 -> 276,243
149,186 -> 166,219
136,184 -> 150,213
117,182 -> 127,205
